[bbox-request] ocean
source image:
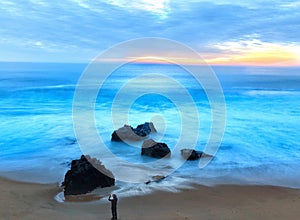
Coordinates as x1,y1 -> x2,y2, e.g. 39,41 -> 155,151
0,62 -> 299,197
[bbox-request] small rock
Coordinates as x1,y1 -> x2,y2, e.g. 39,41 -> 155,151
181,149 -> 200,160
200,152 -> 213,158
111,122 -> 157,142
141,139 -> 171,158
145,175 -> 166,184
181,149 -> 213,160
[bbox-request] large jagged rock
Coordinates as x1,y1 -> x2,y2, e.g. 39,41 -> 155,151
141,139 -> 171,158
180,149 -> 213,160
63,155 -> 115,195
111,122 -> 157,142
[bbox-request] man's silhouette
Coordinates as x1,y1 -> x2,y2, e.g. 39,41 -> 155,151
108,194 -> 118,220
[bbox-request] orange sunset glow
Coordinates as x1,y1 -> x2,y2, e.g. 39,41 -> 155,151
205,45 -> 300,66
95,41 -> 300,67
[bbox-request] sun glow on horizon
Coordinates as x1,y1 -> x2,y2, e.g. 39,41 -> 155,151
205,40 -> 300,66
94,40 -> 300,67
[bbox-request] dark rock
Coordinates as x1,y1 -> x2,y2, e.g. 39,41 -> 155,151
181,149 -> 200,160
111,125 -> 140,142
111,122 -> 157,142
181,149 -> 213,160
200,152 -> 213,158
141,139 -> 171,158
111,130 -> 122,142
145,175 -> 166,184
133,122 -> 157,137
63,155 -> 115,195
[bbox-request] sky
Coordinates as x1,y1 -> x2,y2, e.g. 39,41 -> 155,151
0,0 -> 300,66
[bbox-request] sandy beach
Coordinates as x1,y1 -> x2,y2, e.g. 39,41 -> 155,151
1,177 -> 300,220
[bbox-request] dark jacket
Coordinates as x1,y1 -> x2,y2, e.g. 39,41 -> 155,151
108,194 -> 118,207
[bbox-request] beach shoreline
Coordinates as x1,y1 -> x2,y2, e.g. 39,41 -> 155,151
1,176 -> 300,220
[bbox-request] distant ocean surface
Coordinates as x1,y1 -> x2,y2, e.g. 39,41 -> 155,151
0,62 -> 299,196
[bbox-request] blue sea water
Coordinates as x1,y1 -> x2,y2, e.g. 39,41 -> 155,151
0,62 -> 299,195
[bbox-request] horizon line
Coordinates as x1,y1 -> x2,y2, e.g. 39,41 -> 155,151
0,60 -> 300,68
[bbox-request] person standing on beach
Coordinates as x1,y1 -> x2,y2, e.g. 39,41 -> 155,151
108,194 -> 118,220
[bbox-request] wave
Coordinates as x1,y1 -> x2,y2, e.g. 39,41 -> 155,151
244,89 -> 300,96
14,84 -> 77,92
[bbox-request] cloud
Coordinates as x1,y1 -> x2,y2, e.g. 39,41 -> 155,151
0,0 -> 299,65
166,1 -> 300,44
280,1 -> 300,8
106,0 -> 170,18
205,39 -> 300,66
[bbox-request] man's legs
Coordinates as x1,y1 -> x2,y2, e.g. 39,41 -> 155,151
112,205 -> 117,219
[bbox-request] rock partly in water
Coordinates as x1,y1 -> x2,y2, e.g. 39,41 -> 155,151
133,122 -> 157,137
141,139 -> 171,158
63,155 -> 115,196
111,125 -> 141,142
181,149 -> 200,160
200,152 -> 214,158
145,175 -> 166,184
111,122 -> 157,142
181,148 -> 213,160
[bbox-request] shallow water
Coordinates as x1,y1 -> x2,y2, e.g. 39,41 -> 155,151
0,62 -> 299,197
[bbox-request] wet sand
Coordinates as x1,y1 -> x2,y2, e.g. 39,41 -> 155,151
1,177 -> 300,220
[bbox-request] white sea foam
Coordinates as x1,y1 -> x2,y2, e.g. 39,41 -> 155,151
0,63 -> 300,194
245,89 -> 300,96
